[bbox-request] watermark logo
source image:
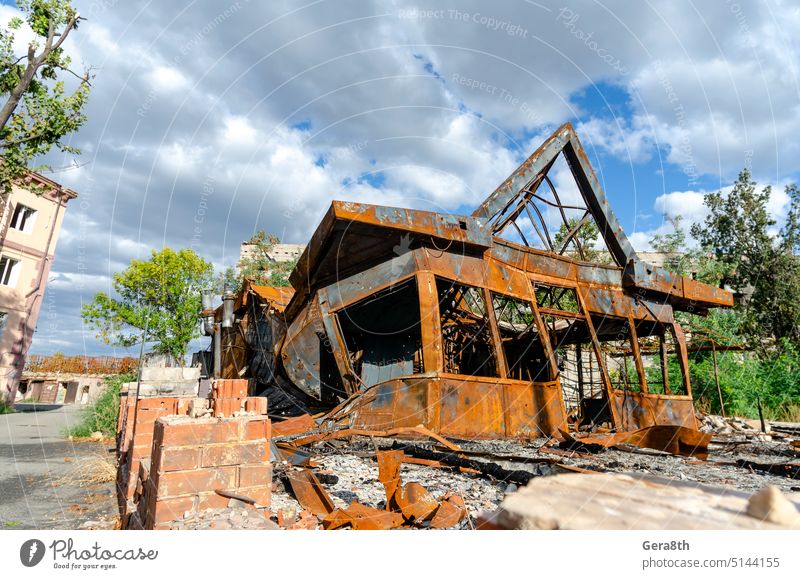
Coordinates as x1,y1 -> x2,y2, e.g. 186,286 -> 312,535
19,539 -> 46,567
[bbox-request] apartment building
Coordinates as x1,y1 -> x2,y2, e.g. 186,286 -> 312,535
0,172 -> 77,403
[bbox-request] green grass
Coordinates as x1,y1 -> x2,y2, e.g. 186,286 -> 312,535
4,520 -> 21,527
65,374 -> 134,438
0,400 -> 14,414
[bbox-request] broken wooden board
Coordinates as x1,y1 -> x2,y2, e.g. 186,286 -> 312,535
478,473 -> 800,530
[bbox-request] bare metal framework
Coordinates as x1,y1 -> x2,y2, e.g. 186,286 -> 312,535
217,124 -> 734,439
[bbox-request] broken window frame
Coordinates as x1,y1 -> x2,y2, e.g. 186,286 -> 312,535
434,276 -> 503,379
530,280 -> 619,419
332,275 -> 426,389
631,321 -> 691,397
490,291 -> 555,383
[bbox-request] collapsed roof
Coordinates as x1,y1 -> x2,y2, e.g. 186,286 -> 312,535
217,123 -> 733,439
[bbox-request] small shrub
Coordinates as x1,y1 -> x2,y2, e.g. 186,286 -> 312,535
0,400 -> 14,414
65,374 -> 135,438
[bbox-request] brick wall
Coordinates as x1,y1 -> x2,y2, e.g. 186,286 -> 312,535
116,395 -> 196,512
130,413 -> 272,529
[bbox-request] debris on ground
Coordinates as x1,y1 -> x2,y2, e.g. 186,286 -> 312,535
112,122 -> 800,531
478,473 -> 800,530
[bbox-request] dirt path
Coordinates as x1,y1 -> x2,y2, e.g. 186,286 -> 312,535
0,404 -> 118,530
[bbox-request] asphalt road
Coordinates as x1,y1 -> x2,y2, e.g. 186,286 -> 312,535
0,404 -> 117,530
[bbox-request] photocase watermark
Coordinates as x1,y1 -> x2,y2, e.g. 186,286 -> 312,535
652,59 -> 699,186
726,1 -> 756,48
190,175 -> 216,251
19,538 -> 158,571
19,539 -> 46,568
556,7 -> 629,75
74,172 -> 95,293
451,73 -> 541,125
397,8 -> 529,38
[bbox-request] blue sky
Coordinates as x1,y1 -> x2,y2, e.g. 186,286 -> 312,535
2,0 -> 799,356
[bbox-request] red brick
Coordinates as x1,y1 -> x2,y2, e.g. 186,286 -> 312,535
153,495 -> 195,524
244,418 -> 271,442
134,408 -> 173,426
244,397 -> 268,415
238,464 -> 272,488
157,419 -> 241,446
138,397 -> 180,412
157,447 -> 202,472
213,379 -> 249,399
157,466 -> 237,497
196,491 -> 229,511
176,398 -> 194,415
132,443 -> 153,459
131,431 -> 153,447
202,442 -> 268,467
237,485 -> 271,507
212,398 -> 244,417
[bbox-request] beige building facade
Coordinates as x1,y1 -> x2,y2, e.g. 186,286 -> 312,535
0,173 -> 77,402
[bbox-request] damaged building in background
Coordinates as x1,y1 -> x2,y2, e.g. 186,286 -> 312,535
206,123 -> 733,439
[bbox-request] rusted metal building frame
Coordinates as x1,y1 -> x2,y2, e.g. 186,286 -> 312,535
224,123 -> 732,439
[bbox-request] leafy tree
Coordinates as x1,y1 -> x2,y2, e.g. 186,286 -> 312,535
690,168 -> 774,292
216,231 -> 297,292
553,216 -> 611,263
0,0 -> 91,202
687,169 -> 800,348
650,216 -> 694,276
82,248 -> 213,361
656,170 -> 800,419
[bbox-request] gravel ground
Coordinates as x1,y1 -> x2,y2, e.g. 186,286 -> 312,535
146,414 -> 800,530
264,420 -> 800,530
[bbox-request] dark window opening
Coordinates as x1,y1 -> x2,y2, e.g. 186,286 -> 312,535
0,256 -> 20,286
337,278 -> 423,388
437,278 -> 499,377
10,204 -> 36,232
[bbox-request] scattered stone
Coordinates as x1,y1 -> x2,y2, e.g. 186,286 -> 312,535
747,486 -> 800,526
227,498 -> 251,509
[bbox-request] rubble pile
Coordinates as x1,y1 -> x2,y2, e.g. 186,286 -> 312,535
170,501 -> 279,530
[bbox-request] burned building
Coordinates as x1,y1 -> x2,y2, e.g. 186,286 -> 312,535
212,123 -> 732,439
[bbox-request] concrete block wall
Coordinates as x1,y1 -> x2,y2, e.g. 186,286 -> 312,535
131,414 -> 272,529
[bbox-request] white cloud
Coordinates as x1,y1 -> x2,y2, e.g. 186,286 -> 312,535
147,65 -> 189,92
630,179 -> 794,251
22,0 -> 800,355
223,116 -> 257,146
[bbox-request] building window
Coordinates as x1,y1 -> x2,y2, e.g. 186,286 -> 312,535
10,204 -> 37,234
0,311 -> 7,339
0,256 -> 21,287
337,278 -> 424,388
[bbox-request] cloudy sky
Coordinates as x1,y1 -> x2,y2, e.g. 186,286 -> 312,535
2,0 -> 799,357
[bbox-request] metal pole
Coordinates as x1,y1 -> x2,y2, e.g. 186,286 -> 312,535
757,397 -> 766,433
213,323 -> 221,378
711,341 -> 725,418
